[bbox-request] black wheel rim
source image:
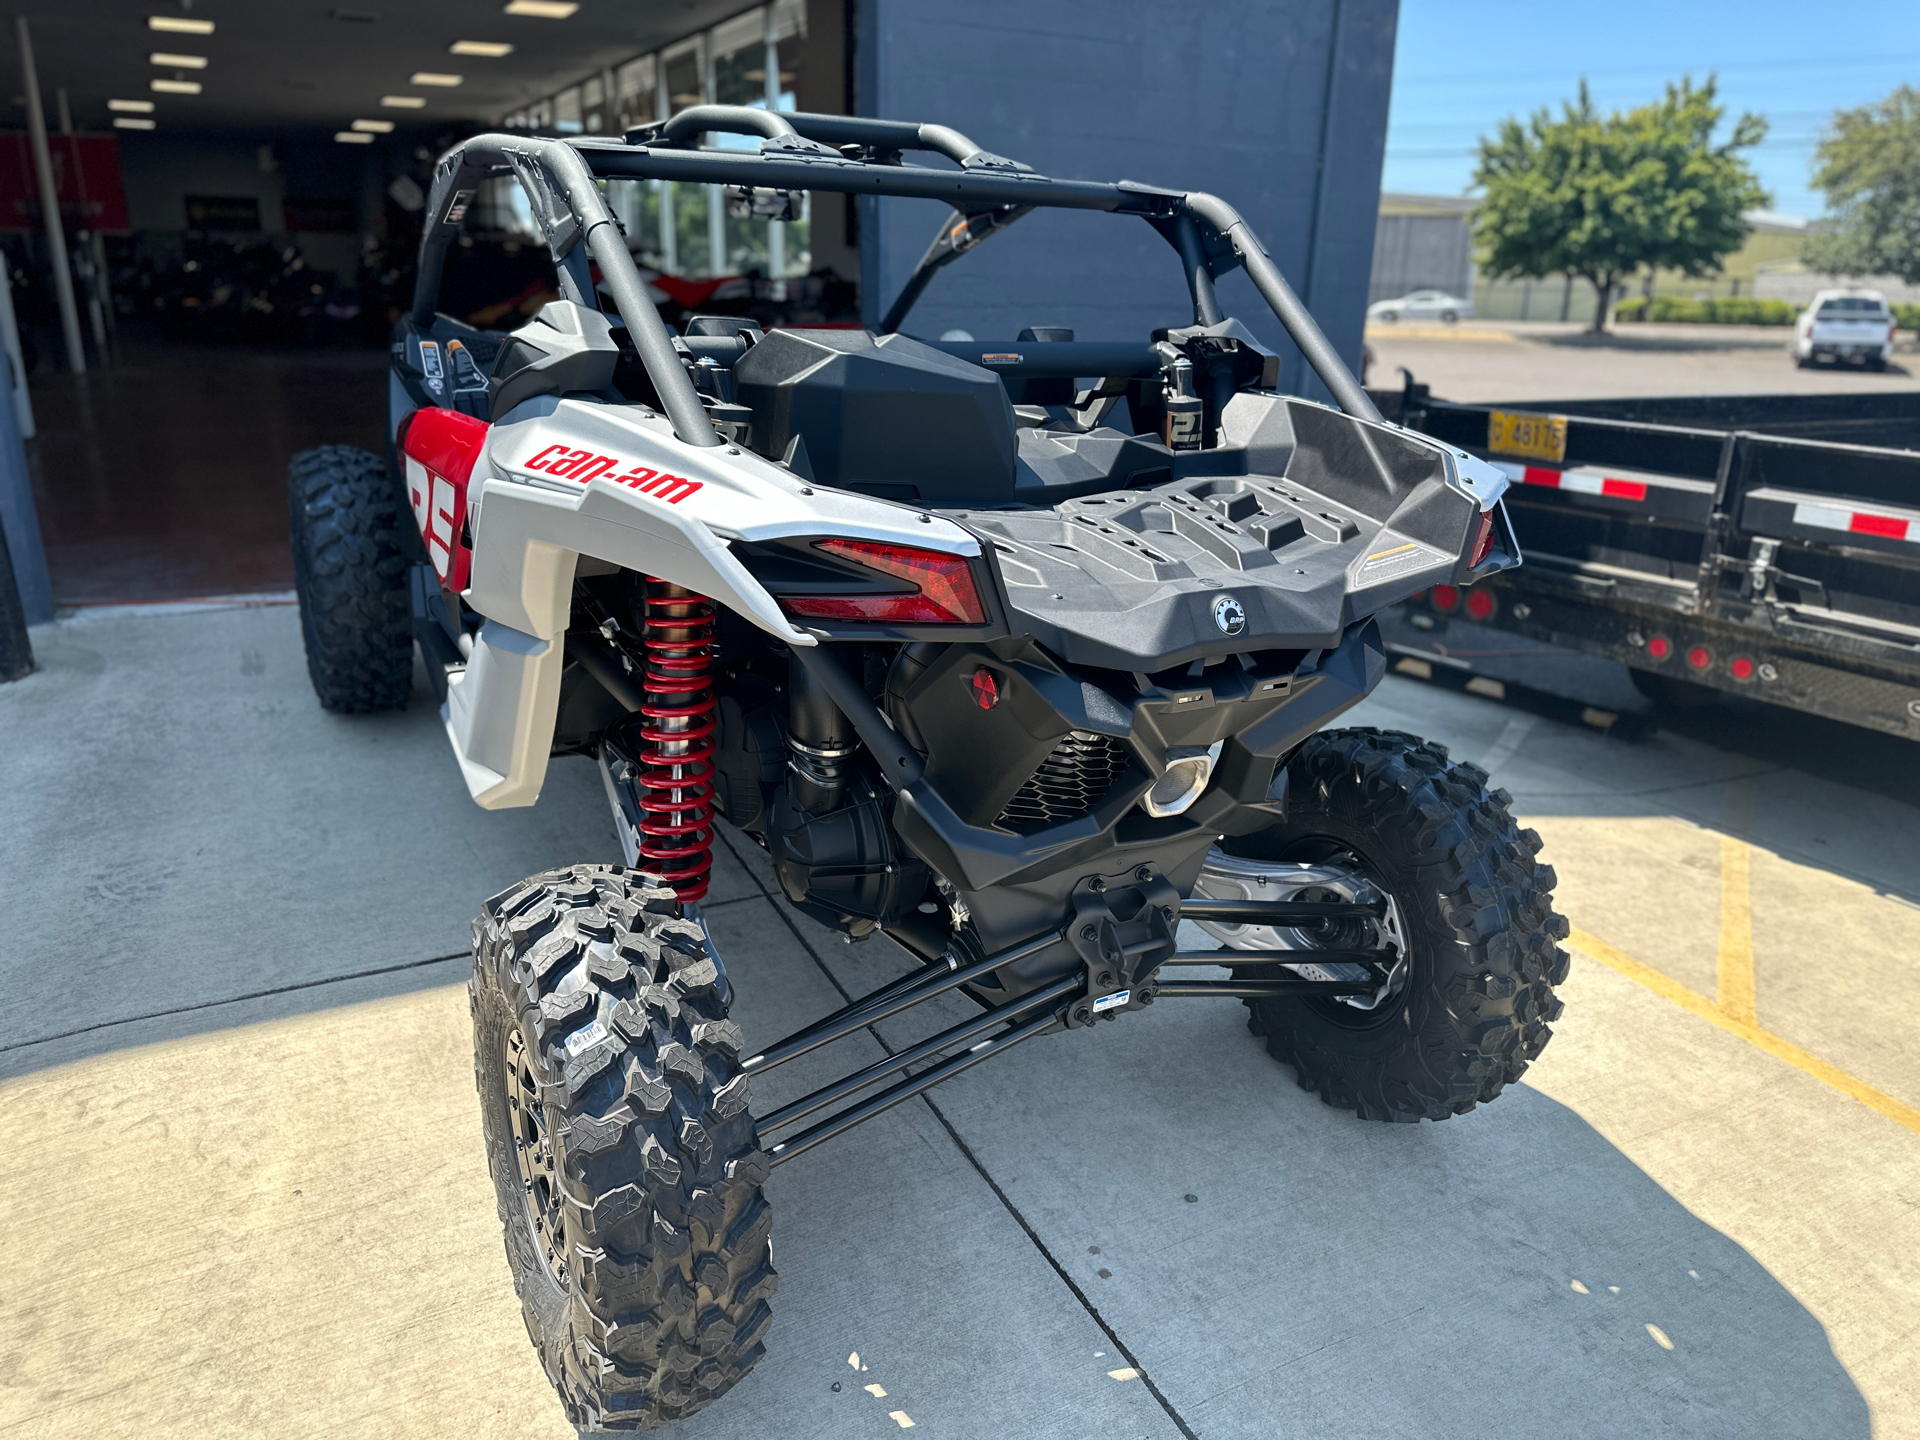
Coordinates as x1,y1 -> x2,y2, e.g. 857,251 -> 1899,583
506,1026 -> 569,1286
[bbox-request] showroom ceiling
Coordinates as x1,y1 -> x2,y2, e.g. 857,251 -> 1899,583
0,0 -> 759,137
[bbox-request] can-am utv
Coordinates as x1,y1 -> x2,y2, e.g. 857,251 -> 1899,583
288,105 -> 1570,1431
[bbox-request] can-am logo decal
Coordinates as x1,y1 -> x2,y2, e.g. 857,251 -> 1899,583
1212,595 -> 1247,636
522,444 -> 703,505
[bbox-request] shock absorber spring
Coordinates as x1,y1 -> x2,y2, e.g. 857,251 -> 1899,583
634,579 -> 718,903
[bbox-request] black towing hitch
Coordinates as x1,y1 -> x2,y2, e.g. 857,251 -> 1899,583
744,894 -> 1397,1166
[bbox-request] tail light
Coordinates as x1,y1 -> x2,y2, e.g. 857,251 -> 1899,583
1465,587 -> 1496,620
778,540 -> 987,625
1430,584 -> 1461,612
1467,510 -> 1496,569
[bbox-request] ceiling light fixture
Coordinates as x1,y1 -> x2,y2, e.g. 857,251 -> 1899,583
149,52 -> 208,68
148,16 -> 214,33
351,118 -> 394,133
449,40 -> 513,57
114,117 -> 157,130
151,79 -> 202,94
411,72 -> 463,86
108,99 -> 157,113
335,131 -> 375,144
504,0 -> 578,16
380,95 -> 426,108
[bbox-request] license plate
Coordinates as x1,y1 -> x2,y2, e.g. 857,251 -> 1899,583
1488,409 -> 1568,463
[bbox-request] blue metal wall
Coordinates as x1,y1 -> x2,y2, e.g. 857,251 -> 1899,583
855,0 -> 1398,403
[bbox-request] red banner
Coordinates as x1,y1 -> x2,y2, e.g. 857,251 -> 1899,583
0,132 -> 131,233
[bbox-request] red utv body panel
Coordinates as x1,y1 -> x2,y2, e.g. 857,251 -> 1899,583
400,407 -> 489,592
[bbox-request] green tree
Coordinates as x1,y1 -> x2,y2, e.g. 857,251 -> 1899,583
1473,78 -> 1768,331
1803,86 -> 1920,283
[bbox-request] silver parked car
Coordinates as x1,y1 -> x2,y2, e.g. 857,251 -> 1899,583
1368,289 -> 1474,324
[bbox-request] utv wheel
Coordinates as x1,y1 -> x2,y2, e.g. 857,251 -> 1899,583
471,865 -> 774,1431
1227,727 -> 1570,1122
288,444 -> 413,712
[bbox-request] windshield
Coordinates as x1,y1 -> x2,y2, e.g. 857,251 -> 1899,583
1816,299 -> 1888,317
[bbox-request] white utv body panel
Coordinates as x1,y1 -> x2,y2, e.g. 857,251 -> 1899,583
443,393 -> 980,809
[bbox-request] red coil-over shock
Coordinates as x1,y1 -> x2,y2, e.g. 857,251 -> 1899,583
634,580 -> 718,903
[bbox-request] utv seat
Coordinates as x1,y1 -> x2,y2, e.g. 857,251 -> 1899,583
732,328 -> 1016,504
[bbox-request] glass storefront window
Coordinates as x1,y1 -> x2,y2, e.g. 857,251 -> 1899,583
660,38 -> 709,275
615,55 -> 657,134
710,8 -> 769,278
769,0 -> 809,277
581,75 -> 606,135
511,3 -> 815,279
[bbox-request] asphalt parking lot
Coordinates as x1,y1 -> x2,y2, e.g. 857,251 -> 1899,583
4,601 -> 1917,1439
1364,319 -> 1920,402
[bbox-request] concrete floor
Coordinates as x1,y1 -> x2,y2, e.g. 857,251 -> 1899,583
25,343 -> 388,605
3,602 -> 1917,1439
1363,319 -> 1920,403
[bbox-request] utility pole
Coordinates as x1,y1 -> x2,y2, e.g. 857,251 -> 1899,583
16,18 -> 85,373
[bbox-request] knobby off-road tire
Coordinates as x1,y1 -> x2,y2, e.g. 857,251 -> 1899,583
1232,727 -> 1571,1122
288,444 -> 413,712
471,865 -> 774,1431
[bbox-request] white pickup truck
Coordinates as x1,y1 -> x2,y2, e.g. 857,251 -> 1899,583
1793,288 -> 1897,369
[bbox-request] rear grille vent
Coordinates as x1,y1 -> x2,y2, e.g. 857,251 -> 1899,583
995,730 -> 1132,834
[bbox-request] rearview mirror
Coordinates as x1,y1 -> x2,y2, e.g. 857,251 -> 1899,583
725,185 -> 803,223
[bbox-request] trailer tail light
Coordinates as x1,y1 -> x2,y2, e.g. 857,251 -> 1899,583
1731,656 -> 1756,681
1687,645 -> 1713,671
779,540 -> 988,625
1646,635 -> 1672,659
1465,588 -> 1497,621
1468,510 -> 1496,568
1430,584 -> 1461,612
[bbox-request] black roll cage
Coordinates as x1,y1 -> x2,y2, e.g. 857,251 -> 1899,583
412,105 -> 1381,451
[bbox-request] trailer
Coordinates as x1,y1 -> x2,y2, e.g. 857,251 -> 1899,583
1380,384 -> 1920,740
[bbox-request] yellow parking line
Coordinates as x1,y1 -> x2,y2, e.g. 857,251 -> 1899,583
1716,836 -> 1757,1025
1569,926 -> 1920,1137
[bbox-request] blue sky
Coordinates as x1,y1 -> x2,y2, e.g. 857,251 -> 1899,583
1382,0 -> 1920,218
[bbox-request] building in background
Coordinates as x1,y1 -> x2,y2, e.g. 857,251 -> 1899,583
1369,192 -> 1475,305
1366,195 -> 1826,324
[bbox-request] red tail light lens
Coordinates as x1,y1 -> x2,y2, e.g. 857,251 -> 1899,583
1430,584 -> 1461,612
778,540 -> 988,625
1468,510 -> 1496,568
1465,587 -> 1496,620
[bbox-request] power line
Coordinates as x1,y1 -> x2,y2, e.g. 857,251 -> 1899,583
1393,51 -> 1920,89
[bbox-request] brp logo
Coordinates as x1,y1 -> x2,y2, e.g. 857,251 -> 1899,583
1212,595 -> 1247,637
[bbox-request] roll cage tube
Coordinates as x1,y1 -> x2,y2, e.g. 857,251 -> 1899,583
412,136 -> 721,448
416,109 -> 1379,426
